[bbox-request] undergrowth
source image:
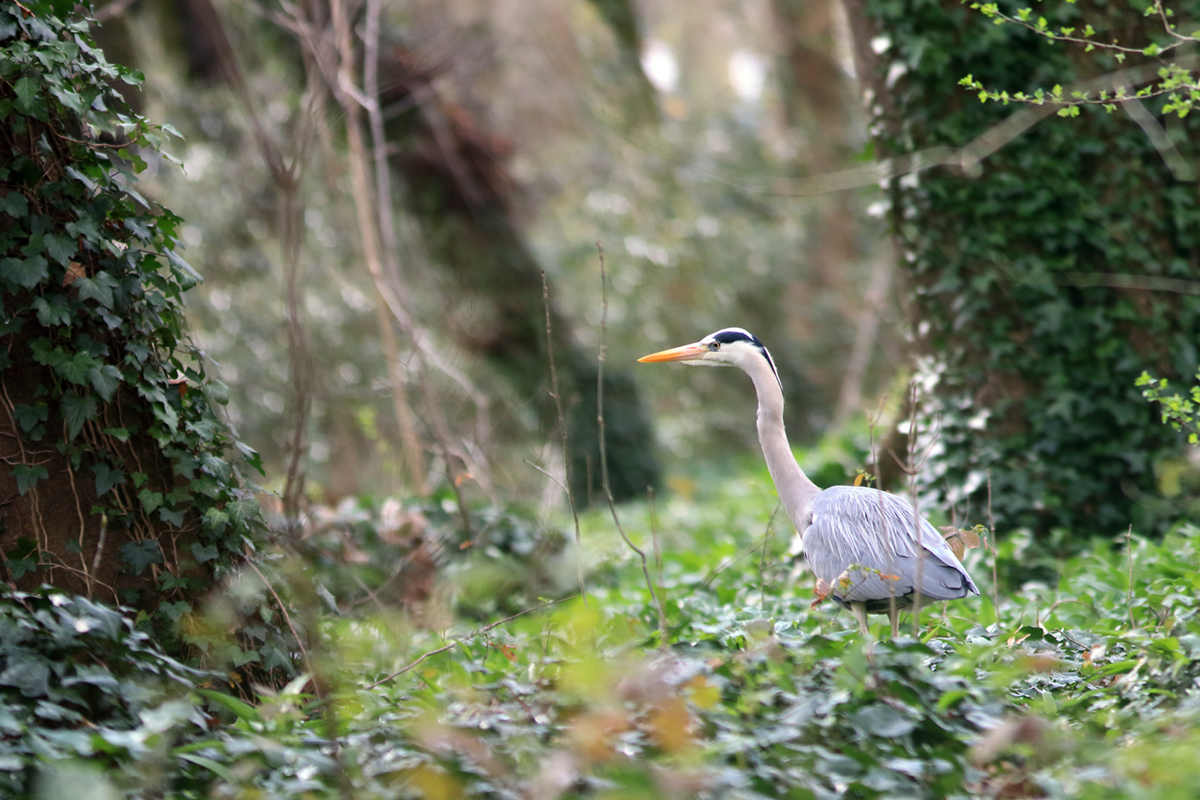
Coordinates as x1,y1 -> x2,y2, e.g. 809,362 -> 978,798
3,459 -> 1200,799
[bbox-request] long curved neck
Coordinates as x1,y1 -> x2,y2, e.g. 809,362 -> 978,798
744,357 -> 822,531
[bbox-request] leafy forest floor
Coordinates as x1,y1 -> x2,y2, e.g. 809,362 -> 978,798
3,450 -> 1200,800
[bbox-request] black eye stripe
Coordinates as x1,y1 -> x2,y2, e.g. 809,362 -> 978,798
712,330 -> 754,345
707,328 -> 783,391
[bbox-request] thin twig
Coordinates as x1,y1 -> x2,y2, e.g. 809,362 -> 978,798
906,381 -> 925,637
648,487 -> 663,590
595,243 -> 668,647
541,272 -> 586,605
364,598 -> 567,690
1126,525 -> 1136,630
987,471 -> 1000,626
242,548 -> 317,688
759,506 -> 776,615
700,504 -> 780,591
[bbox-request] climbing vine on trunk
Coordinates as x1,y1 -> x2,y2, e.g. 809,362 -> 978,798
0,1 -> 265,650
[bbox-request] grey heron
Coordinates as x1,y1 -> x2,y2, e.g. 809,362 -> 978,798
638,327 -> 978,637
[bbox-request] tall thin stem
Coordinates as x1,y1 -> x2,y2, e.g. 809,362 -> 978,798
330,0 -> 426,496
541,272 -> 586,605
595,243 -> 667,646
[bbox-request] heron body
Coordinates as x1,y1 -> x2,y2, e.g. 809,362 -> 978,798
639,327 -> 978,637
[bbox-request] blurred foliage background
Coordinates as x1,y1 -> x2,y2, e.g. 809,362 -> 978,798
92,0 -> 897,511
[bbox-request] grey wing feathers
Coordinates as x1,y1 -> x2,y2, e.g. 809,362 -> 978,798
803,485 -> 979,606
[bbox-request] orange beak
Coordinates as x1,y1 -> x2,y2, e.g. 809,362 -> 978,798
637,342 -> 707,363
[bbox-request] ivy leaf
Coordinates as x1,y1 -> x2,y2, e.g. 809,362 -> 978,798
0,653 -> 51,698
30,337 -> 65,368
42,233 -> 77,265
125,341 -> 150,365
31,295 -> 72,327
90,462 -> 125,497
57,351 -> 97,385
119,539 -> 162,576
13,402 -> 48,433
0,192 -> 28,219
65,215 -> 101,243
203,507 -> 229,535
191,542 -> 219,564
138,488 -> 164,514
74,273 -> 117,309
13,76 -> 47,120
61,391 -> 98,440
2,255 -> 49,288
104,426 -> 130,442
166,248 -> 203,285
158,601 -> 191,623
88,364 -> 122,401
851,704 -> 918,738
11,464 -> 49,496
228,498 -> 260,526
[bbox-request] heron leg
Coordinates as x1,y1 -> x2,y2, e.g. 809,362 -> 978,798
851,602 -> 870,636
888,605 -> 900,638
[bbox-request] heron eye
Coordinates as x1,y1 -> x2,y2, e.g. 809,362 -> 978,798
711,342 -> 720,350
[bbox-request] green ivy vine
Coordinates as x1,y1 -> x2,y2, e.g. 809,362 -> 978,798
0,1 -> 267,652
865,0 -> 1200,538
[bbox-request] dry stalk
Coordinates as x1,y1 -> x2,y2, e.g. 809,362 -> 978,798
243,545 -> 317,688
540,271 -> 586,605
987,470 -> 1000,625
648,486 -> 663,590
594,243 -> 668,647
1126,525 -> 1136,630
63,460 -> 93,598
416,356 -> 473,537
887,379 -> 943,637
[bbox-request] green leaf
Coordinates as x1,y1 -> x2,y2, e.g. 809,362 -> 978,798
104,426 -> 131,442
138,488 -> 164,514
61,391 -> 98,440
31,295 -> 72,327
191,542 -> 219,563
0,653 -> 51,698
13,76 -> 43,116
175,753 -> 237,784
203,507 -> 229,535
119,539 -> 162,575
88,363 -> 122,401
56,350 -> 97,385
195,688 -> 261,723
42,233 -> 76,265
13,402 -> 48,432
0,192 -> 28,218
90,462 -> 126,496
166,248 -> 203,285
74,273 -> 116,308
158,601 -> 191,622
11,464 -> 49,496
2,255 -> 48,288
851,704 -> 918,737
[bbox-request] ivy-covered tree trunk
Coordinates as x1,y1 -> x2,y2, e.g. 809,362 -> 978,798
0,4 -> 261,632
861,0 -> 1200,536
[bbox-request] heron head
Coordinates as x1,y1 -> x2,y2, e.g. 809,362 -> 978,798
638,327 -> 777,377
